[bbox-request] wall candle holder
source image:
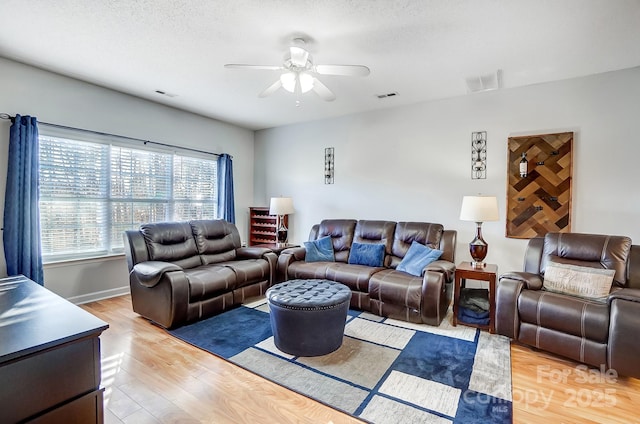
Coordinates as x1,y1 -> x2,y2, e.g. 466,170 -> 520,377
324,147 -> 334,184
471,131 -> 487,179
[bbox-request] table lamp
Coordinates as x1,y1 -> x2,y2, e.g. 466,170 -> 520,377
459,195 -> 499,268
269,197 -> 294,245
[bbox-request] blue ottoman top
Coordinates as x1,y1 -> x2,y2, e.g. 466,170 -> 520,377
267,279 -> 351,310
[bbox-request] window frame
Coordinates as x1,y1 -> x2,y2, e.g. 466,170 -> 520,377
38,125 -> 218,263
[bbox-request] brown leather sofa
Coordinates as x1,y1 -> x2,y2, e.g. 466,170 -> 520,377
496,232 -> 640,378
124,220 -> 277,328
277,219 -> 456,326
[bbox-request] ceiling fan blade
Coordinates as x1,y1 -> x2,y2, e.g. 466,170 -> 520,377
258,79 -> 282,97
312,78 -> 336,101
224,64 -> 283,71
289,46 -> 309,67
315,64 -> 370,77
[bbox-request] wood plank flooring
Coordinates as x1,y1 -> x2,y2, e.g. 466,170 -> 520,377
81,295 -> 640,423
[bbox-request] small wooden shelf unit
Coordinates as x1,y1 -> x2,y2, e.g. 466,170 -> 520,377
249,207 -> 287,246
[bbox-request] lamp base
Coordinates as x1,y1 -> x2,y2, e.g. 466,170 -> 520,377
277,215 -> 288,244
469,221 -> 489,265
471,261 -> 486,268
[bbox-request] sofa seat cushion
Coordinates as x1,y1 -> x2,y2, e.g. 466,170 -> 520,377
325,263 -> 384,292
368,269 -> 422,311
185,265 -> 237,302
518,290 -> 609,343
218,259 -> 271,288
287,261 -> 332,280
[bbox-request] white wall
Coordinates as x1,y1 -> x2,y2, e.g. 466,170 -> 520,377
255,67 -> 640,274
2,56 -> 638,300
0,57 -> 255,302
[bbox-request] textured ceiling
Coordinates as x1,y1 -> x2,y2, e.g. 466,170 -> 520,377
1,0 -> 639,130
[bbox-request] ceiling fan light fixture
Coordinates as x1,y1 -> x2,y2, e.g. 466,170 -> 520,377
225,38 -> 367,101
280,71 -> 314,94
299,72 -> 314,93
280,72 -> 297,92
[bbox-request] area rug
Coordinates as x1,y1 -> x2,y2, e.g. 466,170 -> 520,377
169,298 -> 512,423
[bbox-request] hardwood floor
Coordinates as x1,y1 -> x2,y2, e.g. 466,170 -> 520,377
82,296 -> 640,423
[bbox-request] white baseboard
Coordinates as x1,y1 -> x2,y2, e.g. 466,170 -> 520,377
68,286 -> 130,305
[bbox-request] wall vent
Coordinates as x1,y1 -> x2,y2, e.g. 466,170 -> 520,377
155,90 -> 178,98
376,92 -> 398,99
465,70 -> 502,93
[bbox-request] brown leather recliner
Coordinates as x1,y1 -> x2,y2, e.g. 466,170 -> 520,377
124,220 -> 277,328
496,232 -> 640,378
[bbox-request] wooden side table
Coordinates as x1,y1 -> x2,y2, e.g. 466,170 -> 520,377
453,262 -> 498,333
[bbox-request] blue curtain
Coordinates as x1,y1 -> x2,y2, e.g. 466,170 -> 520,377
3,115 -> 44,285
217,153 -> 235,223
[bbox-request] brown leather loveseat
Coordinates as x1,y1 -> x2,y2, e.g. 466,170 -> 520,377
496,232 -> 640,378
124,220 -> 277,328
277,219 -> 456,326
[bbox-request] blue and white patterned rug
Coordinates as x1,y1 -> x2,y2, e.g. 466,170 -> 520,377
170,297 -> 512,423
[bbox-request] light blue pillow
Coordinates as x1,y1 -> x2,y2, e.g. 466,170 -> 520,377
348,242 -> 385,267
304,236 -> 335,262
397,241 -> 443,277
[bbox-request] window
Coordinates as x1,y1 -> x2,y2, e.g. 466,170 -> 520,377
39,133 -> 218,262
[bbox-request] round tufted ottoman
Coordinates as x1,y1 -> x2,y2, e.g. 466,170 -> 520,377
266,279 -> 352,356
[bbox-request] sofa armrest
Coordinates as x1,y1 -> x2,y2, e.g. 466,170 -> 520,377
420,270 -> 450,326
495,276 -> 526,339
129,268 -> 190,329
283,246 -> 307,260
500,271 -> 543,290
234,247 -> 278,285
608,288 -> 640,378
608,288 -> 640,304
131,261 -> 182,288
425,260 -> 455,282
276,247 -> 307,283
236,246 -> 272,259
496,272 -> 542,339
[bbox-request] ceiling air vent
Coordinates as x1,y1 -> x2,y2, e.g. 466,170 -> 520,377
465,70 -> 503,93
155,90 -> 178,98
376,92 -> 398,99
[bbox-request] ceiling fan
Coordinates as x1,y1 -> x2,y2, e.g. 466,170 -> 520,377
224,38 -> 370,102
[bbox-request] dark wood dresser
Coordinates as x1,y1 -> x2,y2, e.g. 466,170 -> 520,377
0,276 -> 109,423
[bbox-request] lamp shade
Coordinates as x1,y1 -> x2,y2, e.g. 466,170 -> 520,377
459,196 -> 499,222
269,197 -> 294,215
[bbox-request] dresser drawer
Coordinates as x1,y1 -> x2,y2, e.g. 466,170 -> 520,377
28,389 -> 104,424
0,337 -> 101,423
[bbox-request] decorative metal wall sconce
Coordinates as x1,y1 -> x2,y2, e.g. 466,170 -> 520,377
324,147 -> 334,184
471,131 -> 487,179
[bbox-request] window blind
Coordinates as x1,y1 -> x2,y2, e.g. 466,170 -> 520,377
39,135 -> 218,262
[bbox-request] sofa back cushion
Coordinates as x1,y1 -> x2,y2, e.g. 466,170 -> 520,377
389,222 -> 444,268
140,222 -> 201,269
315,220 -> 357,263
190,220 -> 241,265
353,220 -> 396,266
541,232 -> 632,287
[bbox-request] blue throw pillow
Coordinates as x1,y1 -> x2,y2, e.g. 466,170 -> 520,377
304,236 -> 335,262
348,242 -> 385,267
396,241 -> 443,277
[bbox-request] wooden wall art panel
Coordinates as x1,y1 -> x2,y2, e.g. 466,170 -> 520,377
506,132 -> 573,239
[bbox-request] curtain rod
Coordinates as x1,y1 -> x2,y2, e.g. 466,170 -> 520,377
0,113 -> 224,158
